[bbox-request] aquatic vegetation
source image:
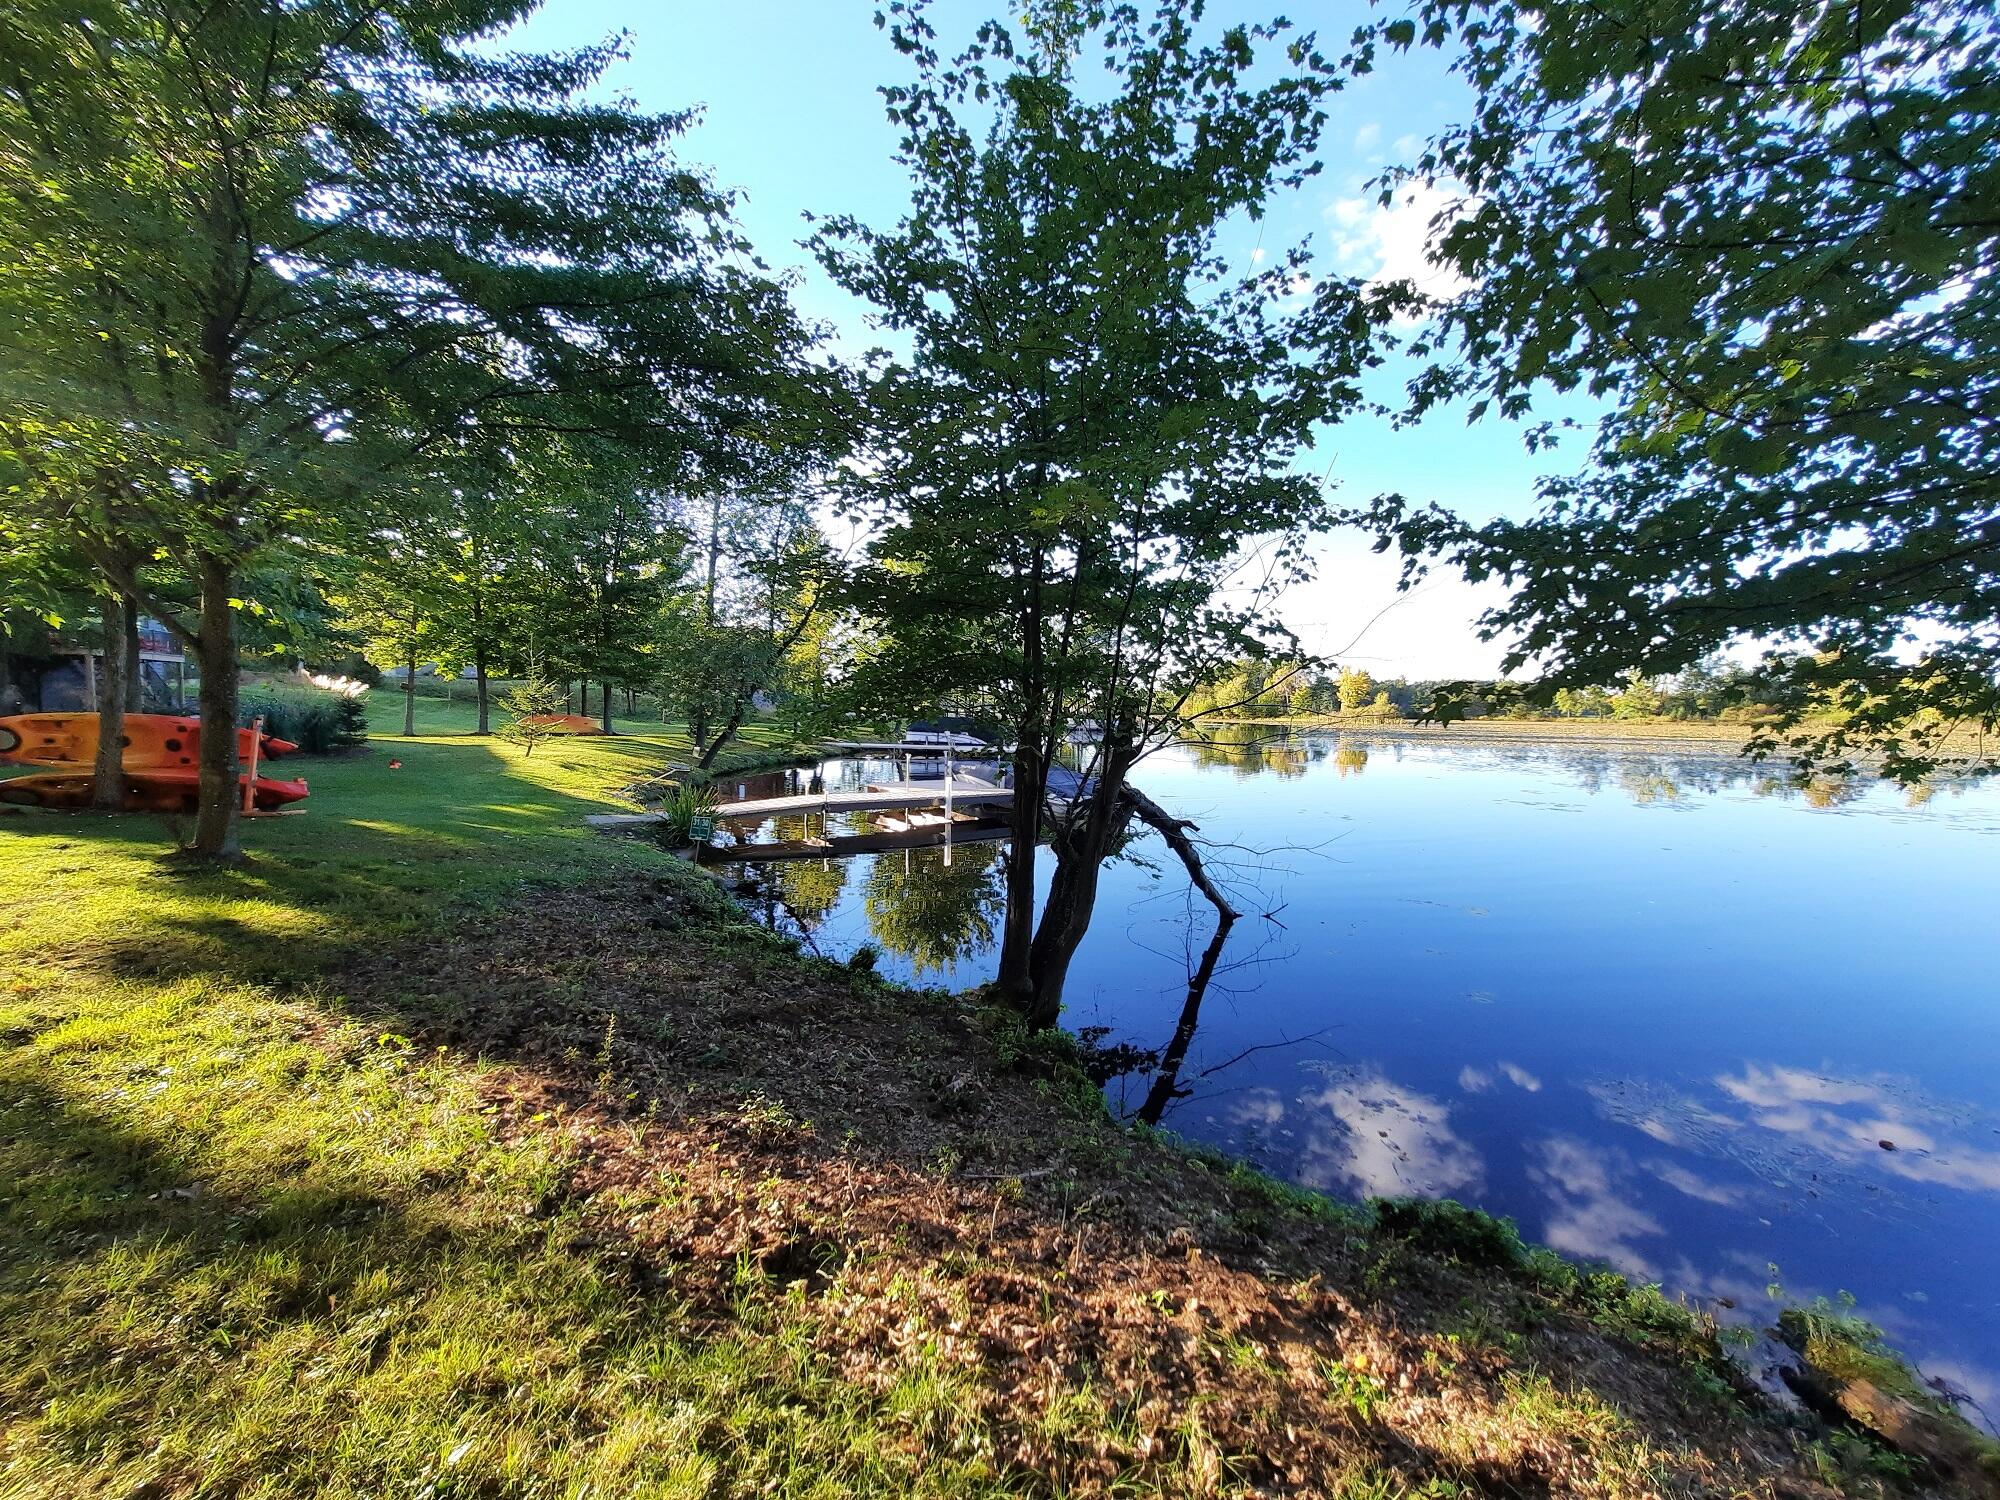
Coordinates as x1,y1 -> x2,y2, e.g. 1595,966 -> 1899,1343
657,780 -> 719,847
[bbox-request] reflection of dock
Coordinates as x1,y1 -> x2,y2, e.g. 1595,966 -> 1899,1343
702,817 -> 1015,864
583,774 -> 1012,833
714,773 -> 1011,822
821,739 -> 1007,755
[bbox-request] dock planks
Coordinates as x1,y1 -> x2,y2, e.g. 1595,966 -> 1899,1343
583,775 -> 1013,831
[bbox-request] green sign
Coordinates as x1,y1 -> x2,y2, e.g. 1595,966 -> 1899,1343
688,814 -> 716,844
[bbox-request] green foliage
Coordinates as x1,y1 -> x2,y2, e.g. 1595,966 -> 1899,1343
657,508 -> 838,768
1337,668 -> 1378,714
496,672 -> 567,759
238,685 -> 369,757
330,694 -> 370,753
814,2 -> 1405,1019
861,843 -> 1005,976
1778,1298 -> 1928,1405
658,781 -> 720,848
0,0 -> 820,851
1324,1360 -> 1390,1423
1370,1197 -> 1528,1270
1609,670 -> 1665,721
1356,0 -> 2000,782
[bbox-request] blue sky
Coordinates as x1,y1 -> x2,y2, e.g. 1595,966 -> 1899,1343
504,1 -> 1590,678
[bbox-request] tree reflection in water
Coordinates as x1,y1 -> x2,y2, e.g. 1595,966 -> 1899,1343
1135,916 -> 1234,1125
773,858 -> 848,937
862,840 -> 1007,976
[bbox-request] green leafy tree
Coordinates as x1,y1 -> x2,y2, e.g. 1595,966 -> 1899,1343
862,843 -> 1006,977
657,496 -> 837,767
496,670 -> 567,759
817,0 -> 1399,1022
1357,0 -> 2000,781
773,856 -> 850,939
0,0 -> 812,856
1337,667 -> 1376,714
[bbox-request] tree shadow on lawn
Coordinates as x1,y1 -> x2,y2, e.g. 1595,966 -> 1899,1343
319,873 -> 1851,1499
0,753 -> 1904,1496
0,1041 -> 960,1496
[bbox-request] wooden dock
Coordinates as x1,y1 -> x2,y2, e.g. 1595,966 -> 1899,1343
583,774 -> 1013,832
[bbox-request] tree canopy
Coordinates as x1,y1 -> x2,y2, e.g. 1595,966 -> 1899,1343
0,0 -> 819,853
1355,0 -> 2000,779
814,0 -> 1404,1019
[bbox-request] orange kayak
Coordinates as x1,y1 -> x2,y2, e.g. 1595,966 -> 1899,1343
0,767 -> 309,814
0,713 -> 297,770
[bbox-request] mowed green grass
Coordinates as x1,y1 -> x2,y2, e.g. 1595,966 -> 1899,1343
0,711 -> 1015,1499
0,705 -> 782,978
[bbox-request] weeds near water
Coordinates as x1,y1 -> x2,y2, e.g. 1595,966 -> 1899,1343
658,781 -> 719,846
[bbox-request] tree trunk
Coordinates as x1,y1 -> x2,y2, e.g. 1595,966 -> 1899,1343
402,643 -> 417,737
190,555 -> 242,859
122,601 -> 143,710
1023,746 -> 1140,1026
471,586 -> 490,734
996,741 -> 1044,1005
1023,848 -> 1104,1028
91,591 -> 128,811
600,678 -> 614,735
694,694 -> 751,770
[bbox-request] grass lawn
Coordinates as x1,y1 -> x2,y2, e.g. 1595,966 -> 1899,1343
0,715 -> 882,1497
0,705 -> 1981,1497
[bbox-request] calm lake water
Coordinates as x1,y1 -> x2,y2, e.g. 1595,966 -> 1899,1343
709,731 -> 2000,1415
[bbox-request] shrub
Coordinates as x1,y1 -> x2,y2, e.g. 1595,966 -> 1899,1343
1370,1197 -> 1529,1270
496,672 -> 566,757
658,780 -> 718,847
238,685 -> 367,756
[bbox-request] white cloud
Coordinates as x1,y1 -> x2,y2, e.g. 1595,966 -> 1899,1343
1324,180 -> 1475,304
1293,1064 -> 1484,1199
1528,1137 -> 1667,1279
1459,1061 -> 1540,1094
1712,1065 -> 2000,1195
1353,121 -> 1381,154
1645,1160 -> 1745,1207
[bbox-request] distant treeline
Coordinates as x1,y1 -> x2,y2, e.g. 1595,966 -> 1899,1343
1192,658 -> 1797,724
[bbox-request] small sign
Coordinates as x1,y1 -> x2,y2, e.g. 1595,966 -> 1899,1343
688,814 -> 716,844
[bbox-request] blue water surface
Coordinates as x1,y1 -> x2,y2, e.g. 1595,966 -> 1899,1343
711,731 -> 2000,1418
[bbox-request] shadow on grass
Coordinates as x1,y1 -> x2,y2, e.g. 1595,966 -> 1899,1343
1,735 -> 691,991
0,737 -> 1903,1498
